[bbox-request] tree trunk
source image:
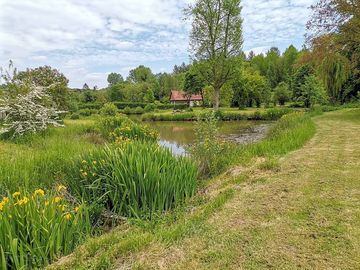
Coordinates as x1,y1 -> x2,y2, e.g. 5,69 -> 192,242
214,87 -> 220,110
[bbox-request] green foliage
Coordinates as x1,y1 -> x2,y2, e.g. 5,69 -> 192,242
70,113 -> 80,120
100,102 -> 118,116
68,142 -> 198,218
273,82 -> 292,105
320,54 -> 351,103
107,73 -> 124,86
298,75 -> 327,108
188,111 -> 230,177
233,70 -> 270,108
144,103 -> 156,112
0,188 -> 91,269
107,83 -> 125,102
97,114 -> 131,139
15,65 -> 70,110
127,65 -> 155,84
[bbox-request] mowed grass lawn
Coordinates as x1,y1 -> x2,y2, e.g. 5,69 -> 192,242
49,109 -> 360,270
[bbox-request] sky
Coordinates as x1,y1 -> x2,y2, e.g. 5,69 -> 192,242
0,0 -> 317,88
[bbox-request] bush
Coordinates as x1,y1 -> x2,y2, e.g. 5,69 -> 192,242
100,103 -> 118,116
123,106 -> 131,114
111,123 -> 158,142
188,111 -> 230,177
79,108 -> 92,117
67,141 -> 198,218
97,114 -> 131,139
134,106 -> 144,114
78,103 -> 103,110
144,103 -> 156,112
0,187 -> 91,269
70,113 -> 80,120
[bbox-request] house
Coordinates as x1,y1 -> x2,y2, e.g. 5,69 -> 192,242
170,90 -> 203,107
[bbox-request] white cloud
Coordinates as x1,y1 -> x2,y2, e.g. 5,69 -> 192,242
0,0 -> 317,88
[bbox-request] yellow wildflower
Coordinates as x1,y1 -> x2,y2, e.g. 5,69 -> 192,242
59,204 -> 66,211
0,202 -> 4,211
45,201 -> 50,206
56,185 -> 67,192
53,196 -> 61,203
82,160 -> 87,164
33,189 -> 45,197
92,172 -> 97,177
64,213 -> 72,220
15,197 -> 29,206
12,192 -> 21,198
93,160 -> 97,165
81,172 -> 88,177
2,197 -> 9,204
74,207 -> 80,213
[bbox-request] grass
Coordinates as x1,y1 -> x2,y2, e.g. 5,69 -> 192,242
0,119 -> 98,193
47,109 -> 319,270
67,141 -> 198,219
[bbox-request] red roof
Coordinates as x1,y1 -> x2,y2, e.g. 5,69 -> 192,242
170,90 -> 203,102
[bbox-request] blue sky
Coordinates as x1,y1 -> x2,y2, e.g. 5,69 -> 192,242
0,0 -> 316,88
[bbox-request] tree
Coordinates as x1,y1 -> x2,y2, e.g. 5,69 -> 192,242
16,65 -> 70,109
143,89 -> 155,103
107,83 -> 125,102
298,75 -> 327,108
82,83 -> 90,90
233,70 -> 270,108
107,73 -> 124,86
306,0 -> 360,102
184,69 -> 205,106
127,65 -> 155,84
273,82 -> 291,106
266,47 -> 283,88
292,64 -> 314,99
0,67 -> 64,138
320,53 -> 350,103
186,0 -> 243,109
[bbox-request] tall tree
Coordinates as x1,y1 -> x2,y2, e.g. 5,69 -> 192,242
107,73 -> 124,86
186,0 -> 243,109
127,65 -> 155,84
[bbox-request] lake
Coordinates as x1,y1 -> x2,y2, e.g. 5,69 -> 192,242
144,120 -> 272,155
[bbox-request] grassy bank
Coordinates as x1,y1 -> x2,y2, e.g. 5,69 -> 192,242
142,107 -> 294,121
48,111 -> 317,269
0,119 -> 98,192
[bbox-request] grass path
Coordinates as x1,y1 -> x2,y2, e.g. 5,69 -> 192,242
116,109 -> 360,270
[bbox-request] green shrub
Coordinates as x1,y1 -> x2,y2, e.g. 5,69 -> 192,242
70,113 -> 80,120
0,188 -> 91,269
134,106 -> 144,114
67,142 -> 198,218
144,103 -> 156,112
100,103 -> 118,116
123,106 -> 131,114
78,103 -> 103,110
112,123 -> 158,142
79,109 -> 92,117
188,111 -> 230,177
97,114 -> 131,139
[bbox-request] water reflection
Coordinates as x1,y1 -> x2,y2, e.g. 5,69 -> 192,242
146,121 -> 271,155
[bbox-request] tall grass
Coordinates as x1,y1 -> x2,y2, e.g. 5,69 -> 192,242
234,112 -> 316,165
0,120 -> 97,192
0,188 -> 91,269
67,141 -> 198,219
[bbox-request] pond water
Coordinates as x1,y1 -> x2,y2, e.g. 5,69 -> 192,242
144,120 -> 272,155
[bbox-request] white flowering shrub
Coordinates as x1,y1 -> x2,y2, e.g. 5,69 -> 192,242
0,84 -> 65,138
